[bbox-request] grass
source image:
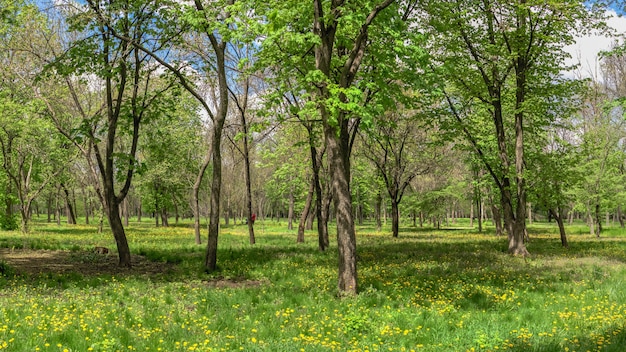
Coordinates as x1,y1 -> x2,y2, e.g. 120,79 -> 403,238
0,216 -> 626,351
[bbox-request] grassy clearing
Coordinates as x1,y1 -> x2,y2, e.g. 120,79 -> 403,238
0,218 -> 626,351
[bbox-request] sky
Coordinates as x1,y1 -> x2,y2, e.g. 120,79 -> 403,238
565,11 -> 626,79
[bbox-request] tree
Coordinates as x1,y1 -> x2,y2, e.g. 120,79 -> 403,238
136,95 -> 202,228
50,0 -> 179,266
358,108 -> 434,237
0,0 -> 69,233
83,0 -> 242,271
253,0 -> 422,295
426,0 -> 600,255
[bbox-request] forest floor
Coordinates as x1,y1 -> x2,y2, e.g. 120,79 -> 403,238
1,219 -> 626,351
0,248 -> 168,276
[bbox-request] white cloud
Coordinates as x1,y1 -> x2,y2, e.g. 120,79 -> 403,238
564,11 -> 626,79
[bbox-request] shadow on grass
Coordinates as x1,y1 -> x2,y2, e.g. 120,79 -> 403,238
2,231 -> 626,301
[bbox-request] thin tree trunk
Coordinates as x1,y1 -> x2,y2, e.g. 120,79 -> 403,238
55,186 -> 61,226
595,203 -> 602,237
311,145 -> 327,251
306,204 -> 314,230
192,152 -> 211,245
123,198 -> 129,227
375,191 -> 382,231
297,178 -> 315,243
47,196 -> 52,223
173,198 -> 179,225
550,208 -> 568,248
391,197 -> 400,238
288,188 -> 295,230
82,186 -> 89,225
321,185 -> 331,249
492,204 -> 502,237
61,183 -> 76,225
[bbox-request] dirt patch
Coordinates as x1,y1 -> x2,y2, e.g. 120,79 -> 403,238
204,277 -> 265,289
0,248 -> 175,277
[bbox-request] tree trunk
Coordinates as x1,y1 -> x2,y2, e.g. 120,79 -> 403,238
162,208 -> 169,227
173,198 -> 179,224
311,145 -> 327,251
619,205 -> 625,228
55,187 -> 61,226
492,203 -> 502,237
326,128 -> 357,295
311,0 -> 395,295
123,198 -> 129,227
19,202 -> 31,234
60,183 -> 76,225
550,208 -> 568,248
47,196 -> 52,223
321,185 -> 331,249
595,203 -> 602,237
375,191 -> 382,231
107,199 -> 132,267
205,113 -> 226,272
224,200 -> 230,226
391,197 -> 400,238
288,188 -> 295,230
82,187 -> 89,225
237,84 -> 256,245
298,178 -> 315,243
192,153 -> 211,245
588,209 -> 595,236
306,204 -> 314,230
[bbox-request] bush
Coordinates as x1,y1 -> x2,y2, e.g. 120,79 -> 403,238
0,214 -> 18,231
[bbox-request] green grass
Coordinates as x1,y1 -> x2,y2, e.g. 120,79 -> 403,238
1,217 -> 626,351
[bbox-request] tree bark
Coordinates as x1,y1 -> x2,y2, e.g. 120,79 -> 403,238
391,198 -> 400,238
550,208 -> 568,248
375,191 -> 382,231
492,203 -> 502,237
297,177 -> 315,243
205,119 -> 224,271
192,152 -> 211,245
325,123 -> 358,294
62,184 -> 76,225
595,203 -> 602,237
288,187 -> 295,230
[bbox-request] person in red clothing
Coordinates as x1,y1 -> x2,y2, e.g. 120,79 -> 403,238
251,213 -> 256,225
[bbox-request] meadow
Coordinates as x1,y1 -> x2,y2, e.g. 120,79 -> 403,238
0,217 -> 626,351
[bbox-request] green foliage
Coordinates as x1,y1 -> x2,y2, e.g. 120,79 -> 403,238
0,214 -> 18,231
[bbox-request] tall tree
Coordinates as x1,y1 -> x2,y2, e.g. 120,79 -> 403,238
0,0 -> 69,233
426,0 -> 600,255
50,0 -> 178,266
84,0 -> 239,271
254,0 -> 421,295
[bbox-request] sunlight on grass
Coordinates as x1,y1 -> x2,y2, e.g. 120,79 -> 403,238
0,218 -> 625,351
